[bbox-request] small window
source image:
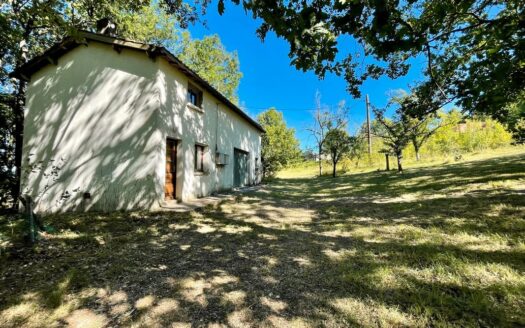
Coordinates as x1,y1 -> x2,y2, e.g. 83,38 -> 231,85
187,83 -> 203,108
195,144 -> 206,172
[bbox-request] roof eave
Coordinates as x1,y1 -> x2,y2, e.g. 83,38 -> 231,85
11,31 -> 266,134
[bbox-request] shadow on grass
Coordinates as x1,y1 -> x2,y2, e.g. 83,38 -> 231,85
0,152 -> 524,327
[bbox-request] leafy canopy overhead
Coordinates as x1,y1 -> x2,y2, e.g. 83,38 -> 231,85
212,0 -> 524,119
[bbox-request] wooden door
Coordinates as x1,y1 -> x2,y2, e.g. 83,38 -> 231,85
165,139 -> 177,199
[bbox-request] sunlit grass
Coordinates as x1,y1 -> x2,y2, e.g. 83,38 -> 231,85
279,144 -> 525,179
1,147 -> 524,327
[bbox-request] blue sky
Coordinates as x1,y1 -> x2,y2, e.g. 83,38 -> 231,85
189,3 -> 426,150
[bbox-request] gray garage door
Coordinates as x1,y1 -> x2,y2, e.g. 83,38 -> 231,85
233,148 -> 249,188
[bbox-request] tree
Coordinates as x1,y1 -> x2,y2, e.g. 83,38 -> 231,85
115,1 -> 180,46
373,114 -> 410,173
323,129 -> 350,177
347,135 -> 367,168
307,92 -> 348,176
373,92 -> 439,172
118,4 -> 243,103
504,95 -> 525,143
176,33 -> 242,103
213,0 -> 524,123
301,148 -> 317,161
425,110 -> 513,156
391,92 -> 443,161
0,93 -> 15,206
408,117 -> 442,161
257,108 -> 301,178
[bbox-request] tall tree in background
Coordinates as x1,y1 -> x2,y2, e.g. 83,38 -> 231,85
177,33 -> 242,103
323,129 -> 350,178
116,4 -> 242,102
373,93 -> 440,172
257,108 -> 301,178
389,91 -> 443,161
504,95 -> 525,143
347,134 -> 367,168
115,2 -> 180,46
408,117 -> 443,161
307,92 -> 348,176
0,93 -> 15,206
373,112 -> 411,173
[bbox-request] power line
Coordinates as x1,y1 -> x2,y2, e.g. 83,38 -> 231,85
239,104 -> 351,112
240,106 -> 318,112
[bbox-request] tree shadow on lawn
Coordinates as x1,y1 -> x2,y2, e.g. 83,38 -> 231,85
1,154 -> 524,327
271,152 -> 525,199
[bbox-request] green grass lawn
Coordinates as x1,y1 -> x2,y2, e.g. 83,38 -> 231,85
1,148 -> 524,327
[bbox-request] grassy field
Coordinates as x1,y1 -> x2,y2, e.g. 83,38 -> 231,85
1,148 -> 524,327
279,145 -> 525,179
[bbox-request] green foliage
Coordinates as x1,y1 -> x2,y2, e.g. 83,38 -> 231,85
308,93 -> 349,176
323,129 -> 351,177
389,91 -> 444,161
176,33 -> 242,103
370,98 -> 514,172
227,0 -> 524,121
504,95 -> 525,143
0,94 -> 15,206
359,111 -> 513,170
257,108 -> 301,178
114,2 -> 243,103
425,111 -> 513,157
345,134 -> 367,166
373,98 -> 425,172
115,1 -> 180,46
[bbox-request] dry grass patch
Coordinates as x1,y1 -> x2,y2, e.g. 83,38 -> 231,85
1,149 -> 524,327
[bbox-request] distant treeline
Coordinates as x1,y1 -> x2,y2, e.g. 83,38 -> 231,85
298,110 -> 513,169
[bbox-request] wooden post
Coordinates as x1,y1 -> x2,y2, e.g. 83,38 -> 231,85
19,195 -> 38,244
385,154 -> 390,171
27,197 -> 35,244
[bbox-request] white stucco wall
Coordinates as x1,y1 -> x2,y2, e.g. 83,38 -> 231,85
155,59 -> 262,202
21,41 -> 261,213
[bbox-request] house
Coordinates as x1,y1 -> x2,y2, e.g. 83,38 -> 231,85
13,30 -> 264,213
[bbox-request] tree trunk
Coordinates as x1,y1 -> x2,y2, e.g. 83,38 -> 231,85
414,144 -> 420,161
396,152 -> 403,172
318,145 -> 323,176
12,80 -> 26,208
385,154 -> 390,171
11,22 -> 32,208
332,161 -> 337,177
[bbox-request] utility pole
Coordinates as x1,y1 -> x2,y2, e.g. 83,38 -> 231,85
366,94 -> 372,154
